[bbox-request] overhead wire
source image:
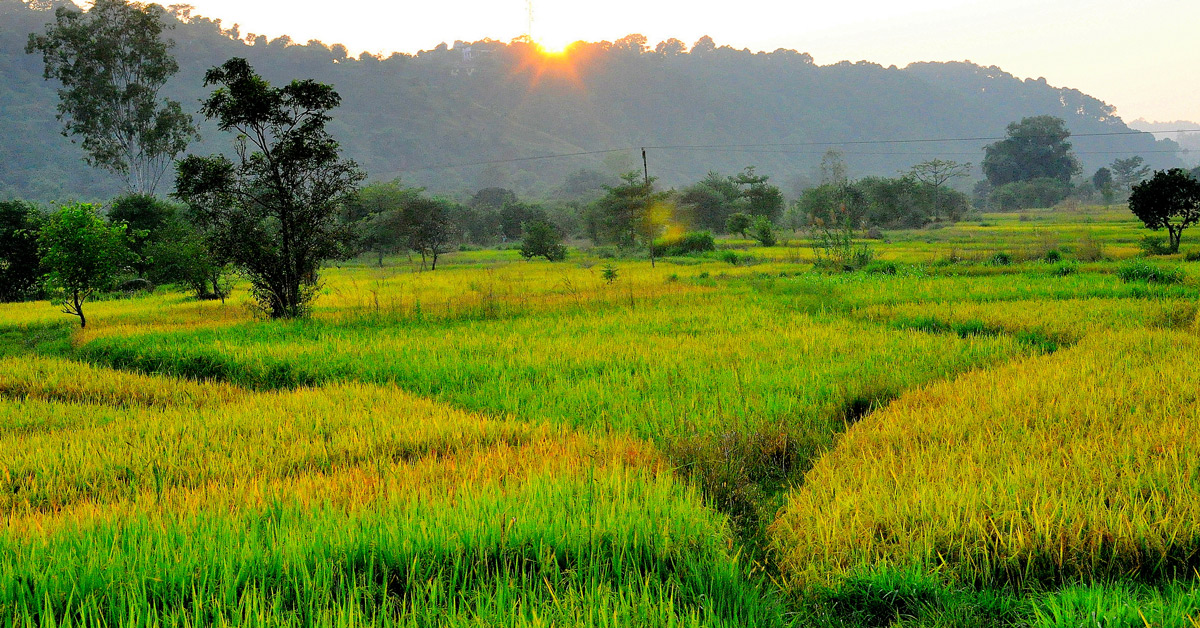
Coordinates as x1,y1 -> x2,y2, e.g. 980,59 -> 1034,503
384,129 -> 1200,175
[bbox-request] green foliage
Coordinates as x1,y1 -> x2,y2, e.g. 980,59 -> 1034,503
403,197 -> 459,270
600,263 -> 618,284
652,231 -> 716,257
1128,168 -> 1200,253
144,221 -> 230,301
174,58 -> 365,318
1111,155 -> 1151,193
725,212 -> 752,237
109,193 -> 176,275
750,216 -> 777,247
519,218 -> 567,262
37,203 -> 135,327
982,116 -> 1080,187
589,173 -> 669,265
987,252 -> 1013,266
347,180 -> 424,264
734,167 -> 784,222
1116,259 -> 1184,284
810,210 -> 874,271
677,171 -> 744,232
0,200 -> 44,302
990,177 -> 1072,210
1138,235 -> 1173,256
25,0 -> 197,194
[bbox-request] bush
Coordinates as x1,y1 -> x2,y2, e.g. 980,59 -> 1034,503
651,230 -> 716,257
987,252 -> 1013,266
1185,250 -> 1200,262
721,250 -> 740,265
1138,235 -> 1173,256
750,216 -> 777,247
1116,260 -> 1184,284
863,261 -> 899,275
519,219 -> 567,262
1043,249 -> 1062,263
1051,261 -> 1079,277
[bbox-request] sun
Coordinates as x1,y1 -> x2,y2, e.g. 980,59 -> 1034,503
534,35 -> 576,56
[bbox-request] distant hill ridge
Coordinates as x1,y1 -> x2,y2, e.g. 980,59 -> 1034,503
0,0 -> 1182,202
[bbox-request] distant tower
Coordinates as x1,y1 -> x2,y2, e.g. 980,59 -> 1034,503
526,0 -> 534,43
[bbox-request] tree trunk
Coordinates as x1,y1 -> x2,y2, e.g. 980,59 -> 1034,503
75,290 -> 86,328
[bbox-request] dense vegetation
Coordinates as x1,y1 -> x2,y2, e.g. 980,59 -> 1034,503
4,202 -> 1200,625
0,0 -> 1182,203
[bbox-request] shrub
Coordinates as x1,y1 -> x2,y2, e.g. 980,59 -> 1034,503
519,219 -> 568,262
863,261 -> 899,275
1075,232 -> 1105,262
651,231 -> 716,257
1116,260 -> 1184,284
987,252 -> 1012,266
1138,235 -> 1173,256
1051,261 -> 1079,277
750,216 -> 777,247
721,250 -> 740,265
1043,249 -> 1062,263
1185,250 -> 1200,262
600,263 -> 618,284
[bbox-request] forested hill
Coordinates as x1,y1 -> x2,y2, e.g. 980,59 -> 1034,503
0,0 -> 1182,202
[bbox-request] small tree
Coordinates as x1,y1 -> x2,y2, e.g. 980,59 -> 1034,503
750,216 -> 777,247
403,197 -> 457,270
144,218 -> 230,301
109,193 -> 175,276
1128,169 -> 1200,253
908,159 -> 972,221
26,0 -> 197,195
1111,156 -> 1152,195
1093,167 -> 1115,206
38,203 -> 135,327
0,201 -> 44,302
520,219 -> 567,261
725,212 -> 752,238
591,172 -> 669,265
175,58 -> 364,318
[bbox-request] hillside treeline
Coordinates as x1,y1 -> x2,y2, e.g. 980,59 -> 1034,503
0,0 -> 1182,203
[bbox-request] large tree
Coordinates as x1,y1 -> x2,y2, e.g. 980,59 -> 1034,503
26,0 -> 197,195
174,58 -> 364,319
38,203 -> 135,328
1128,169 -> 1200,253
982,116 -> 1080,186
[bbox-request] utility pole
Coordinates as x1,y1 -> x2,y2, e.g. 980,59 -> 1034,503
642,147 -> 655,268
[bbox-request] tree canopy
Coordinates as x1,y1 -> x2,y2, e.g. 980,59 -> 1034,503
174,57 -> 364,318
37,202 -> 135,327
982,116 -> 1080,186
1128,168 -> 1200,253
26,0 -> 197,194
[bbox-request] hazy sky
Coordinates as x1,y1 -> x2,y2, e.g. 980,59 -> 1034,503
168,0 -> 1200,124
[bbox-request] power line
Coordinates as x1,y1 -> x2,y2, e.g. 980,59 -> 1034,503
384,129 -> 1200,175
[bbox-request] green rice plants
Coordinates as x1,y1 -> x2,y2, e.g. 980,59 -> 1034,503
1117,259 -> 1184,284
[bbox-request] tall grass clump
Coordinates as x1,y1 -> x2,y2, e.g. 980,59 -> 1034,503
1117,259 -> 1185,284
